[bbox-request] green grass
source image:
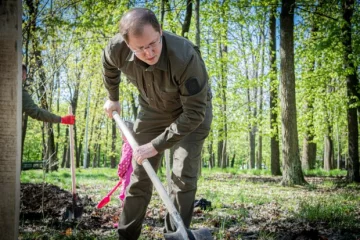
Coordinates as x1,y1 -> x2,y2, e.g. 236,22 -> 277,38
304,168 -> 347,177
295,197 -> 357,228
20,167 -> 360,239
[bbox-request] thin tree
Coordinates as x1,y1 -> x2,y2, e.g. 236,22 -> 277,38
341,0 -> 359,182
269,3 -> 281,175
181,0 -> 193,38
301,2 -> 322,171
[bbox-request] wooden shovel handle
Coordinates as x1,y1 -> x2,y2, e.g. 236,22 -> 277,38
69,106 -> 76,195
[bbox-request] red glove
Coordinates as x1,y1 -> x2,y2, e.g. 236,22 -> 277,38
61,115 -> 75,125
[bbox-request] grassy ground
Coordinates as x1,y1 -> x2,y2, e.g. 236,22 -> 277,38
20,167 -> 360,239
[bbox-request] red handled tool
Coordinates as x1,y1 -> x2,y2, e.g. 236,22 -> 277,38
97,179 -> 122,209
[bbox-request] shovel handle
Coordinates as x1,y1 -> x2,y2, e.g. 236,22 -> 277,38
107,179 -> 122,197
69,106 -> 76,195
112,111 -> 189,240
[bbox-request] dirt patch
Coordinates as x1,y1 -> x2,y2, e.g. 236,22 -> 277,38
19,182 -> 360,239
20,183 -> 119,231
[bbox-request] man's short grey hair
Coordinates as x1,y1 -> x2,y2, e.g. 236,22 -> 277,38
119,8 -> 161,43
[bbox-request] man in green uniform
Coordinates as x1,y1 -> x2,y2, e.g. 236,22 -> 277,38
22,64 -> 75,124
102,8 -> 212,239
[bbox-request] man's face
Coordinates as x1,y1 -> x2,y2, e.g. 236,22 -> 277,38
127,24 -> 162,66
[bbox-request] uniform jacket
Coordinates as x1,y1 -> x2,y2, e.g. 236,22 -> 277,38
102,31 -> 212,152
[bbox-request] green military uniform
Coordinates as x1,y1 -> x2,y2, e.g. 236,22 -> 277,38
22,87 -> 61,123
102,31 -> 212,240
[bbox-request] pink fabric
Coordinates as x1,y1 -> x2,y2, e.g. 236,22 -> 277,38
117,140 -> 133,202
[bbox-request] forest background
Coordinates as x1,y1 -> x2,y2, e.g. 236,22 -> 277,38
21,0 -> 360,185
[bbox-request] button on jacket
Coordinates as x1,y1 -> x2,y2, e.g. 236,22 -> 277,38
102,31 -> 211,152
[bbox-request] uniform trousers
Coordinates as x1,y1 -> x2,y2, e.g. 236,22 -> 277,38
118,101 -> 212,240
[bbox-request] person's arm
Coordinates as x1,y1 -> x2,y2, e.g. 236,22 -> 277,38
23,88 -> 75,124
23,88 -> 61,123
102,34 -> 129,117
151,48 -> 209,152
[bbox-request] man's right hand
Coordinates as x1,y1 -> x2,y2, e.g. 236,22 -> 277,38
103,99 -> 121,118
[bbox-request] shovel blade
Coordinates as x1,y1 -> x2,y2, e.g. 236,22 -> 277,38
96,196 -> 110,209
164,228 -> 213,240
63,205 -> 83,220
63,194 -> 84,220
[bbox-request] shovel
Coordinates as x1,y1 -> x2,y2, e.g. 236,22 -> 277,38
112,111 -> 213,240
96,179 -> 122,209
64,106 -> 83,220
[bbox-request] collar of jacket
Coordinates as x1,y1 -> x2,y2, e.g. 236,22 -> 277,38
125,34 -> 168,72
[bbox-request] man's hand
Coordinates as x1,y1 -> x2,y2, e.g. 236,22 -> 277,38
103,99 -> 121,118
61,115 -> 75,125
133,142 -> 158,165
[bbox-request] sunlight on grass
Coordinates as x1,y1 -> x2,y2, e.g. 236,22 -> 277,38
305,168 -> 346,177
295,197 -> 358,228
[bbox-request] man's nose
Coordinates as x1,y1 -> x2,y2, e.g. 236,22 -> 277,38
143,46 -> 154,56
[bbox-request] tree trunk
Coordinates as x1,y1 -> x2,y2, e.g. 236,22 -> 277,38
26,0 -> 57,171
302,136 -> 317,170
33,24 -> 56,173
249,128 -> 256,168
195,0 -> 200,47
280,0 -> 306,186
21,115 -> 28,163
230,153 -> 235,168
217,139 -> 223,167
219,2 -> 228,168
208,133 -> 214,169
160,0 -> 165,28
82,81 -> 92,168
269,4 -> 281,176
301,101 -> 317,170
130,92 -> 138,119
55,71 -> 60,168
221,140 -> 227,168
324,134 -> 333,171
342,0 -> 360,182
257,17 -> 266,170
0,0 -> 22,238
181,0 -> 193,38
336,124 -> 342,169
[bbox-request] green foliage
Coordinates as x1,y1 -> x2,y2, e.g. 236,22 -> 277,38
21,0 -> 360,177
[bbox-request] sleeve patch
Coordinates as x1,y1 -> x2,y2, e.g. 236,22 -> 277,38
185,77 -> 200,95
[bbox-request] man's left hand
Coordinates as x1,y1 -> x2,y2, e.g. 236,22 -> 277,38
133,142 -> 158,165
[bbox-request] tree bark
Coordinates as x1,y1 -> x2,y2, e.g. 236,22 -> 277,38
181,0 -> 193,38
219,1 -> 228,168
195,0 -> 200,47
342,0 -> 359,182
301,101 -> 317,170
0,0 -> 22,238
269,4 -> 281,175
324,134 -> 334,171
280,0 -> 306,186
